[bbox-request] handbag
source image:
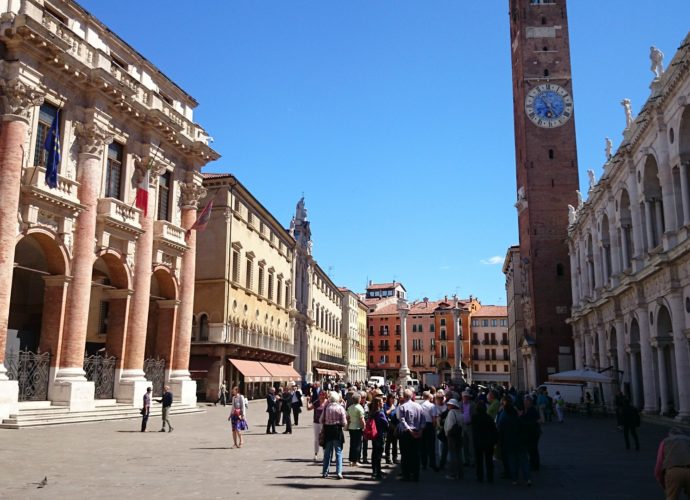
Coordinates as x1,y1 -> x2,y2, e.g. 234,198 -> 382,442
318,426 -> 326,447
140,408 -> 145,416
232,408 -> 242,418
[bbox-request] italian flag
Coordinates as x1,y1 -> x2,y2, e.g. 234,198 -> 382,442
135,164 -> 150,216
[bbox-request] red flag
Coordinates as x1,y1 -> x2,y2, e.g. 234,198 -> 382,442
135,167 -> 149,216
185,200 -> 213,240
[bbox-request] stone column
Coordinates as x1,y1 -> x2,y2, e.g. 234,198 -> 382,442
397,299 -> 410,385
654,200 -> 665,244
628,179 -> 645,264
680,161 -> 690,227
116,157 -> 166,404
620,228 -> 630,270
573,331 -> 584,370
614,318 -> 628,390
38,276 -> 71,366
451,307 -> 462,381
0,79 -> 43,419
169,173 -> 206,404
654,342 -> 669,414
669,293 -> 690,421
628,348 -> 641,407
638,305 -> 658,414
529,351 -> 538,390
584,333 -> 593,367
598,326 -> 608,370
644,201 -> 655,250
51,114 -> 112,411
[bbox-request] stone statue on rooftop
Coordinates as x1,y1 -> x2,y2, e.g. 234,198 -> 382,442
650,46 -> 664,79
296,197 -> 308,222
605,137 -> 613,160
587,169 -> 596,191
568,204 -> 577,226
576,190 -> 584,209
621,99 -> 633,129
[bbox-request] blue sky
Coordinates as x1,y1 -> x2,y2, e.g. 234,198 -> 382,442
79,0 -> 689,305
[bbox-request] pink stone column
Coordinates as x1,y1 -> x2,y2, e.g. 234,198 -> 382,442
169,176 -> 205,404
0,80 -> 43,379
122,159 -> 165,376
57,122 -> 112,380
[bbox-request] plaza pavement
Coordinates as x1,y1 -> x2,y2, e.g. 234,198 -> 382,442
0,399 -> 672,500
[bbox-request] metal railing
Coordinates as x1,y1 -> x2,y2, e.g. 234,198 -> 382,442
6,350 -> 50,401
83,354 -> 116,399
318,353 -> 347,366
227,327 -> 295,355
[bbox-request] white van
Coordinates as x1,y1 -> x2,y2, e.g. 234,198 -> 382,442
368,376 -> 385,388
406,379 -> 420,393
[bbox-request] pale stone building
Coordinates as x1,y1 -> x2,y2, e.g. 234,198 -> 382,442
191,174 -> 299,400
0,0 -> 217,420
567,33 -> 690,420
470,306 -> 510,387
290,199 -> 346,382
339,288 -> 367,383
503,245 -> 528,389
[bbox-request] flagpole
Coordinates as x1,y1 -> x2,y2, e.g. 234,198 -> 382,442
129,141 -> 162,210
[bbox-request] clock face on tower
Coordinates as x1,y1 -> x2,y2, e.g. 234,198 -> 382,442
525,83 -> 574,128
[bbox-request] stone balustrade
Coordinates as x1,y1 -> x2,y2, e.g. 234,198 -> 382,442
22,166 -> 80,206
96,198 -> 142,235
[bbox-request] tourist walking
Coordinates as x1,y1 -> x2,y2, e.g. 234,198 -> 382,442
266,387 -> 277,434
521,395 -> 541,470
498,396 -> 531,486
281,385 -> 293,434
443,398 -> 464,480
472,401 -> 498,483
654,427 -> 690,499
216,382 -> 227,406
291,382 -> 303,426
229,386 -> 248,448
554,391 -> 565,423
156,385 -> 174,433
140,387 -> 152,432
320,391 -> 348,479
368,396 -> 389,479
397,389 -> 426,482
384,393 -> 399,464
308,389 -> 328,461
459,389 -> 476,466
347,392 -> 366,466
621,397 -> 641,451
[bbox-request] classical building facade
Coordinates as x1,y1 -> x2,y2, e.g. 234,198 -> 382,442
508,0 -> 579,384
0,0 -> 217,419
340,288 -> 367,383
291,199 -> 345,382
567,32 -> 690,420
470,306 -> 510,387
191,174 -> 299,400
503,245 -> 527,389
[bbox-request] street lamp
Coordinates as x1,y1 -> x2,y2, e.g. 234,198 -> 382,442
397,298 -> 411,387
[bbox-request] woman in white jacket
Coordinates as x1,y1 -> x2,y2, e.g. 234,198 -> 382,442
444,399 -> 464,479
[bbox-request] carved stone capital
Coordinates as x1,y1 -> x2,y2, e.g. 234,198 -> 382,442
75,121 -> 113,158
179,181 -> 207,209
0,79 -> 44,123
134,155 -> 167,186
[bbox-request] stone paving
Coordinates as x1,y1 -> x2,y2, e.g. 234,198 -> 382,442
0,400 -> 672,499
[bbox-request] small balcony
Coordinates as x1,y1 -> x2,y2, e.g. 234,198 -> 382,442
21,166 -> 82,213
97,197 -> 143,237
500,339 -> 509,345
318,353 -> 346,366
153,220 -> 188,252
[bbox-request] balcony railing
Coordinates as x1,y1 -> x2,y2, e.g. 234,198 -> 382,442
225,327 -> 295,355
97,197 -> 142,235
318,353 -> 346,366
22,166 -> 80,206
153,220 -> 187,249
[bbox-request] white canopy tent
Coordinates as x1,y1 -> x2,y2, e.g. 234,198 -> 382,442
548,368 -> 614,384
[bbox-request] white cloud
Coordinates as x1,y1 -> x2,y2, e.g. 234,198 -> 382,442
480,256 -> 503,265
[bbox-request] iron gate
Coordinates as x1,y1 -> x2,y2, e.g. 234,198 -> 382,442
83,354 -> 116,399
144,358 -> 166,397
6,350 -> 50,401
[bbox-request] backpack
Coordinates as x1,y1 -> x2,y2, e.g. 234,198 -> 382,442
363,415 -> 378,440
446,411 -> 462,440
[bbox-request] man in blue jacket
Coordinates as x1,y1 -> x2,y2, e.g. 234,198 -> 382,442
156,386 -> 174,433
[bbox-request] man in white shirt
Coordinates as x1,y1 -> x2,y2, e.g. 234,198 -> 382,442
420,391 -> 437,470
431,391 -> 448,470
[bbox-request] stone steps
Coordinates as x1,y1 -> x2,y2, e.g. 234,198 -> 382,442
0,403 -> 204,429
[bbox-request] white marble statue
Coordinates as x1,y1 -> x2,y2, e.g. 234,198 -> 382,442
621,99 -> 633,129
576,190 -> 583,209
568,204 -> 577,226
587,169 -> 596,191
605,137 -> 613,160
650,46 -> 665,79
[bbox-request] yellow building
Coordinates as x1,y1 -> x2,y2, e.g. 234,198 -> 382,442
340,288 -> 368,382
192,174 -> 299,400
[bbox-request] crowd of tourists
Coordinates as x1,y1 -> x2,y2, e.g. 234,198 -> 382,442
301,381 -> 556,484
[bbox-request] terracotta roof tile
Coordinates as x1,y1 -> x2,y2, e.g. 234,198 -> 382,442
366,282 -> 406,291
472,305 -> 507,318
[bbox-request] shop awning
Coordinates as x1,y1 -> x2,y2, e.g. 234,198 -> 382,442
315,368 -> 345,377
228,358 -> 272,382
260,362 -> 301,381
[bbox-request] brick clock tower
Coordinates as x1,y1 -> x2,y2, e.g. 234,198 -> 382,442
509,0 -> 578,385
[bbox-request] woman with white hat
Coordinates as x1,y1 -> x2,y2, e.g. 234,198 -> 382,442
443,399 -> 464,480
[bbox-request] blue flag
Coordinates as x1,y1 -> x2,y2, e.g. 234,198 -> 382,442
43,110 -> 60,189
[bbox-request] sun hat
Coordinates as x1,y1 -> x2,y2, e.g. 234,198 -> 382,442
447,399 -> 460,408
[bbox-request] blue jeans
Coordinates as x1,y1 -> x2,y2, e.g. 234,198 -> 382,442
505,449 -> 530,482
322,440 -> 343,476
